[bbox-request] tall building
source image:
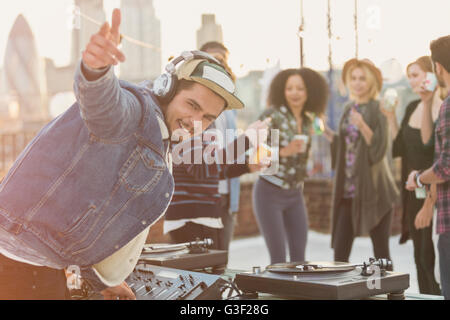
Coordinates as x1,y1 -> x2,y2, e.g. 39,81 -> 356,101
71,0 -> 106,65
3,14 -> 48,126
44,1 -> 105,105
120,0 -> 161,83
196,14 -> 223,49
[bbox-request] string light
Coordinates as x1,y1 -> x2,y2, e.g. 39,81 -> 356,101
76,10 -> 161,52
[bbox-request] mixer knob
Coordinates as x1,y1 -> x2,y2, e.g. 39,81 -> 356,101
252,266 -> 261,274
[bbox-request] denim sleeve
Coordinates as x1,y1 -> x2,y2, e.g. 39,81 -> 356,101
73,60 -> 142,140
80,265 -> 109,293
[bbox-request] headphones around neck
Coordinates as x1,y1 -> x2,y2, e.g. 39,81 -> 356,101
152,50 -> 224,104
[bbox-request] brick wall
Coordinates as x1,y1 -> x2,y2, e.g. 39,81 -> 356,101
147,178 -> 403,243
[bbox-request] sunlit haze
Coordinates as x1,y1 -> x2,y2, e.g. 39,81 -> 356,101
0,0 -> 449,77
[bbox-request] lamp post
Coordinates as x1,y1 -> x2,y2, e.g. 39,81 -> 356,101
299,0 -> 305,67
354,0 -> 359,58
327,0 -> 336,130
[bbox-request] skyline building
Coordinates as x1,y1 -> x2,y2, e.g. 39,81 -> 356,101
196,14 -> 223,50
3,14 -> 48,127
120,0 -> 162,82
71,0 -> 106,65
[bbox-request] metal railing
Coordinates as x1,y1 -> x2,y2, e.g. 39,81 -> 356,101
0,131 -> 38,177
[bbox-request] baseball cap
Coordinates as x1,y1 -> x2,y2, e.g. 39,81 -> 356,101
176,59 -> 244,110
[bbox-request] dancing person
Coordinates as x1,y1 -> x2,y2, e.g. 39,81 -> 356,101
323,58 -> 399,265
252,68 -> 329,264
384,56 -> 442,294
406,35 -> 450,300
0,9 -> 245,299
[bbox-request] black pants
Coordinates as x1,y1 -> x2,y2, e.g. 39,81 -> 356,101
405,191 -> 441,295
0,254 -> 69,300
219,194 -> 236,253
333,199 -> 392,265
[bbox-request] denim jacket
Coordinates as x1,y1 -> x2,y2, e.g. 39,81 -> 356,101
0,62 -> 174,291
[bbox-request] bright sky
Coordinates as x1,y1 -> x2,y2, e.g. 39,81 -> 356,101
0,0 -> 449,78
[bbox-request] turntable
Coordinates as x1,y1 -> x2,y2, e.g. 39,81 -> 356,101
235,258 -> 410,300
139,238 -> 228,271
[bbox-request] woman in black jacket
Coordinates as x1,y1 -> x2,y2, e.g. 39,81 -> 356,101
383,56 -> 442,295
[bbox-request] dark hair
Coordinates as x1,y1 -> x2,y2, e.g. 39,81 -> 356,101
200,41 -> 229,53
267,68 -> 329,116
175,79 -> 196,95
430,35 -> 450,73
155,79 -> 196,107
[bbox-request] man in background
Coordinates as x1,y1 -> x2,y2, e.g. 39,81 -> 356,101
407,35 -> 450,299
201,42 -> 241,253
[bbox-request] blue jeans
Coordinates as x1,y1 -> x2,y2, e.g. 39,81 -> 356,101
438,231 -> 450,299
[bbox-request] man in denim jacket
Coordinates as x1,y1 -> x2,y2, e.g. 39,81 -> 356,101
0,9 -> 253,299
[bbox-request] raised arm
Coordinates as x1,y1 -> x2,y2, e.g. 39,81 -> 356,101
73,9 -> 143,140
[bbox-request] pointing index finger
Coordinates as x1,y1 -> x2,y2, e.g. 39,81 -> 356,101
111,8 -> 121,39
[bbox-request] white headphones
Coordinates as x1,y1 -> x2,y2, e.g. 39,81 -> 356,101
152,50 -> 223,104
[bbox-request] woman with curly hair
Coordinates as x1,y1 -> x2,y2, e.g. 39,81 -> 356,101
252,68 -> 328,264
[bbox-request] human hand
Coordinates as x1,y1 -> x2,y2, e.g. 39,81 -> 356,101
245,117 -> 271,148
406,170 -> 419,191
380,98 -> 398,119
349,109 -> 365,129
322,123 -> 336,143
82,8 -> 126,69
414,201 -> 434,230
280,139 -> 304,157
418,80 -> 435,106
100,281 -> 136,300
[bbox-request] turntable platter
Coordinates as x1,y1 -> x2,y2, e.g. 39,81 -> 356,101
266,261 -> 357,273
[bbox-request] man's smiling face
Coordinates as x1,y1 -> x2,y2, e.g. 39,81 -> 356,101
164,81 -> 226,139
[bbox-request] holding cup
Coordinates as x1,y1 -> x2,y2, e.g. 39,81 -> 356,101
293,134 -> 309,153
382,88 -> 398,112
252,143 -> 272,165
